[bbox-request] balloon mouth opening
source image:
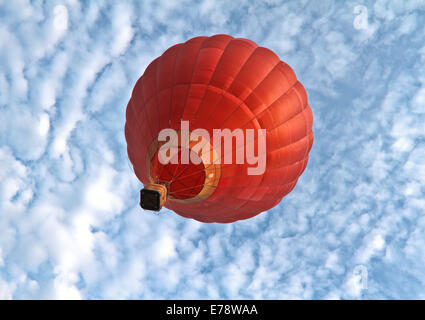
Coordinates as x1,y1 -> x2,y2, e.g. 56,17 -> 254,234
150,148 -> 206,200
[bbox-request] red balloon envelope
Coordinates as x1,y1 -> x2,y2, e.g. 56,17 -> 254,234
125,34 -> 313,223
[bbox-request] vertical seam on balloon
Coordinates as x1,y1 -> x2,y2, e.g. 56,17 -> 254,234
169,42 -> 259,185
265,84 -> 308,190
285,83 -> 309,164
126,104 -> 152,183
187,36 -> 234,128
155,51 -> 163,137
133,71 -> 157,141
293,88 -> 310,179
194,45 -> 261,138
233,60 -> 294,213
239,89 -> 296,131
136,75 -> 158,178
166,37 -> 233,189
218,61 -> 291,131
128,87 -> 155,167
144,60 -> 162,181
168,37 -> 210,185
155,43 -> 186,182
169,44 -> 184,127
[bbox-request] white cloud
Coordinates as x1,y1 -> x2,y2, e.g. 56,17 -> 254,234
0,277 -> 15,300
110,3 -> 134,57
153,234 -> 177,264
411,87 -> 425,114
52,269 -> 82,300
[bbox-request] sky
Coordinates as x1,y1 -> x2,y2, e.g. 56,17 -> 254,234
0,0 -> 425,299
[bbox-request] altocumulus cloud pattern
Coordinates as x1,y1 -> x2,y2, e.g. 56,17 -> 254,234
0,0 -> 425,299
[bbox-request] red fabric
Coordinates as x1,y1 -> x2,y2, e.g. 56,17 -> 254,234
125,34 -> 314,223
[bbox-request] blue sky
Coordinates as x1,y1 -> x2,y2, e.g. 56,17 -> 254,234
1,0 -> 425,299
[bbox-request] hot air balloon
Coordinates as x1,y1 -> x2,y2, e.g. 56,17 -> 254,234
125,34 -> 313,223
